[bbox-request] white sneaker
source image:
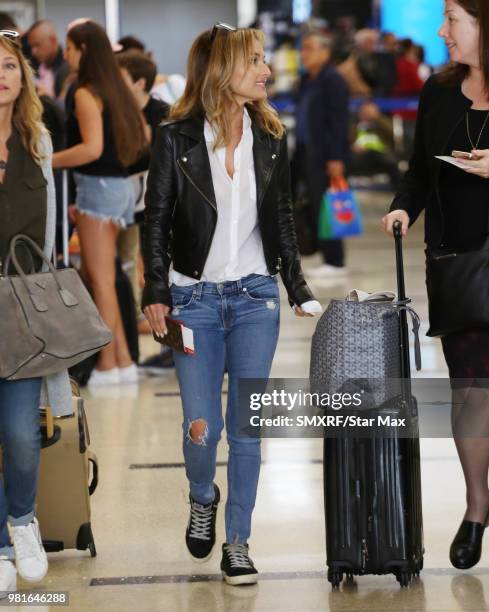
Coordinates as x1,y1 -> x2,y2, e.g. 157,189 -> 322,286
87,367 -> 120,386
306,264 -> 348,278
0,559 -> 16,598
118,363 -> 139,383
9,519 -> 48,582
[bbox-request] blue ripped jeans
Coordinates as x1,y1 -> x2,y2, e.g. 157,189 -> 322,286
0,377 -> 42,558
171,274 -> 280,544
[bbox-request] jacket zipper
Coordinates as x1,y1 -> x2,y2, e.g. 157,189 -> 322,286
177,159 -> 217,213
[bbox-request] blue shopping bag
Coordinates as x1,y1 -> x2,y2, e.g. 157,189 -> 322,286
318,177 -> 363,240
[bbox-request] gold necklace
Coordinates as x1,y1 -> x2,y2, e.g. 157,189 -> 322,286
466,110 -> 489,150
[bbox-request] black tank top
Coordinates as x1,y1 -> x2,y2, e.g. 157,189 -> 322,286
65,83 -> 128,177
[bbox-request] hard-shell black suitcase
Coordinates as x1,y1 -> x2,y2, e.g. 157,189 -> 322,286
320,221 -> 424,588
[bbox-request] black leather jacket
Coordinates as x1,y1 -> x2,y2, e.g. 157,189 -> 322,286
141,114 -> 314,309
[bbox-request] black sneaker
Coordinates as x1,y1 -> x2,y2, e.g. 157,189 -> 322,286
185,484 -> 220,562
138,350 -> 175,376
221,543 -> 258,585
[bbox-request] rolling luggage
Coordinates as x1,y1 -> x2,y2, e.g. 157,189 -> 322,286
310,221 -> 424,588
36,380 -> 98,556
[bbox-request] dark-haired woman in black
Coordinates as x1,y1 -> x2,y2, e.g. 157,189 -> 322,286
382,0 -> 489,570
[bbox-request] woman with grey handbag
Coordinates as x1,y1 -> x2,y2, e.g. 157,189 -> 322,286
0,30 -> 72,595
382,0 -> 489,570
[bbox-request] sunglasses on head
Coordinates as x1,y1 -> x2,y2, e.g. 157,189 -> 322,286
210,22 -> 237,44
0,30 -> 20,45
0,30 -> 19,39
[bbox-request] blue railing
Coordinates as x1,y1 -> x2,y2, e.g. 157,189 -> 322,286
270,95 -> 419,115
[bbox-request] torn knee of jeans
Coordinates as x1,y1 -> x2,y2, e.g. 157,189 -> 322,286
187,419 -> 208,446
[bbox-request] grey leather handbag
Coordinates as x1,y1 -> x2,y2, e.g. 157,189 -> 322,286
0,234 -> 112,380
310,298 -> 421,408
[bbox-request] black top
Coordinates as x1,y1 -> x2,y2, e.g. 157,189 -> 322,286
296,63 -> 350,170
0,128 -> 47,274
390,75 -> 482,247
41,95 -> 65,153
65,84 -> 127,177
440,109 -> 489,249
129,96 -> 169,175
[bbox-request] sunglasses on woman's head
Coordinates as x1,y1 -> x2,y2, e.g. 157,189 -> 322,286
0,30 -> 20,45
0,30 -> 19,39
210,22 -> 237,44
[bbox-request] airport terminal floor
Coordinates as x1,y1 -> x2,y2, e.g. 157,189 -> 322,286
35,191 -> 489,611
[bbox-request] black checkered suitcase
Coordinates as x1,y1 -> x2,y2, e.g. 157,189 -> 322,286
310,222 -> 424,588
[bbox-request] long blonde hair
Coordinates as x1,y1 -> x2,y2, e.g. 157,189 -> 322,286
0,36 -> 45,162
171,27 -> 284,147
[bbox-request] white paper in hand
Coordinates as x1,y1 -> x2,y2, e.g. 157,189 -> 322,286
435,156 -> 470,170
297,300 -> 323,315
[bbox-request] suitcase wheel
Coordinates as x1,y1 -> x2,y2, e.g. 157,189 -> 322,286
77,522 -> 97,557
89,540 -> 97,558
396,571 -> 411,588
328,569 -> 343,589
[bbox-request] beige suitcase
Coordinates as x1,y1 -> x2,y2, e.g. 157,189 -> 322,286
36,385 -> 98,557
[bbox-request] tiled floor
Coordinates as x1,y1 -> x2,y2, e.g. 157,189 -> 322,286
24,191 -> 489,611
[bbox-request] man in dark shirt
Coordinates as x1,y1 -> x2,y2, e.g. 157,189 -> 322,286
117,50 -> 169,185
27,21 -> 69,99
294,31 -> 350,276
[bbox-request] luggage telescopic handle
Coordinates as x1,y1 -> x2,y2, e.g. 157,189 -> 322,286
392,221 -> 406,302
392,220 -> 412,383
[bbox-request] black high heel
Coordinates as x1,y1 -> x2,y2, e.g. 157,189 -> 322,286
450,510 -> 489,570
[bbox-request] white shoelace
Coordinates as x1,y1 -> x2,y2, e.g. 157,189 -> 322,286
224,544 -> 253,569
12,523 -> 43,560
188,503 -> 213,540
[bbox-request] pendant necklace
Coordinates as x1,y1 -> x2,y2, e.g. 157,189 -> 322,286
466,110 -> 489,152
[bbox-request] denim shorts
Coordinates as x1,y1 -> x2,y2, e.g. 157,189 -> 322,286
74,172 -> 135,228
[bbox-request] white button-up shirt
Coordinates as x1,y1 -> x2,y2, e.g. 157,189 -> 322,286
170,108 -> 268,286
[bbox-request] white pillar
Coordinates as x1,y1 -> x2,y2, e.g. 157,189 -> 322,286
237,0 -> 258,27
105,0 -> 120,43
36,0 -> 47,20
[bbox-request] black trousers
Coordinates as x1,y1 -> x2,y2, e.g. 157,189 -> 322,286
291,146 -> 344,267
